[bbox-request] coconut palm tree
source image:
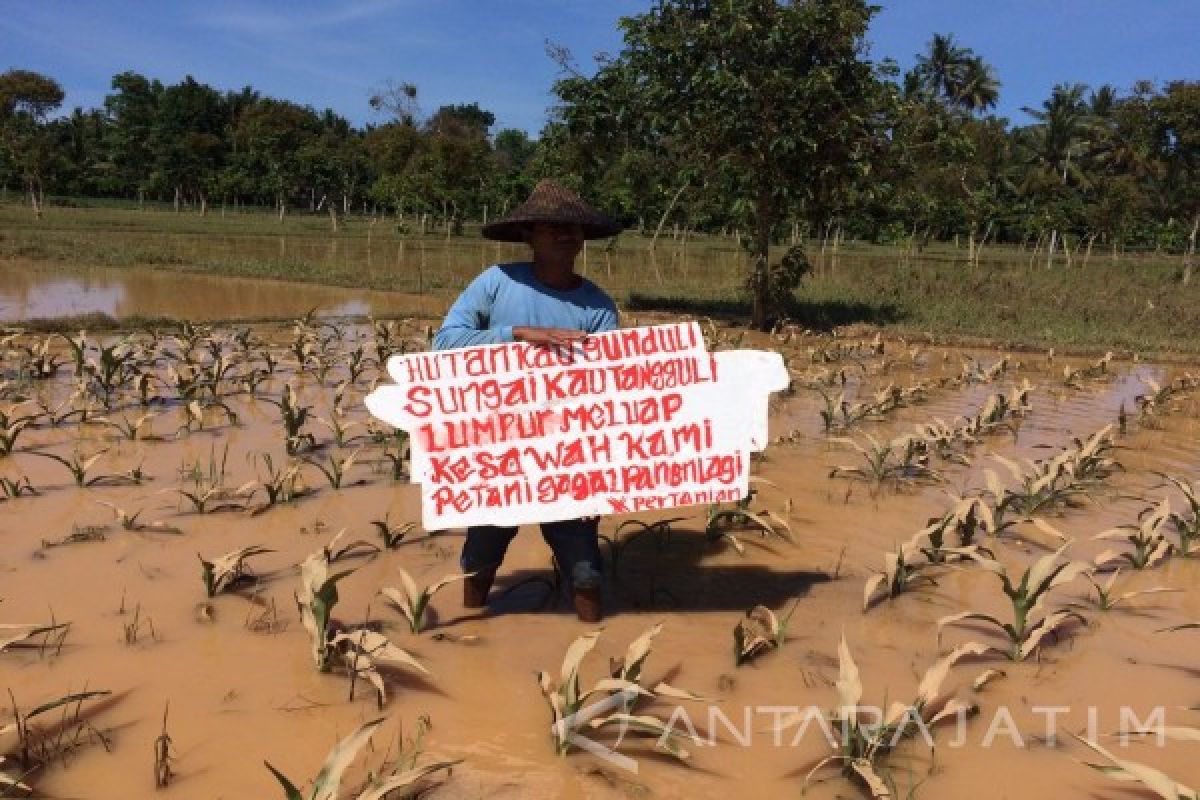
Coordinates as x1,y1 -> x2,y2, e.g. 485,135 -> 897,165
1019,83 -> 1093,266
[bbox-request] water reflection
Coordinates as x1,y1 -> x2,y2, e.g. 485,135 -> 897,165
0,262 -> 443,321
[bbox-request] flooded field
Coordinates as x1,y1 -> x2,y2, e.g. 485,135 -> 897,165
0,259 -> 446,323
2,306 -> 1199,799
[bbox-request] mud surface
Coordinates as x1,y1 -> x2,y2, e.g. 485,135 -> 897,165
1,314 -> 1198,799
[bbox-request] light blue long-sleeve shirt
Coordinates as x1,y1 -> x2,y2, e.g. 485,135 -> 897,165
433,262 -> 618,350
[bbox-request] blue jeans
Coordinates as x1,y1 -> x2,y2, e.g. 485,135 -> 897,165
461,518 -> 604,589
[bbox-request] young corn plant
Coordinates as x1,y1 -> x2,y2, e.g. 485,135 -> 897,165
94,500 -> 182,534
371,514 -> 416,549
265,383 -> 315,455
0,474 -> 37,499
1070,731 -> 1197,800
264,717 -> 457,800
734,602 -> 798,666
94,410 -> 161,441
245,453 -> 305,514
1153,472 -> 1200,556
303,448 -> 363,490
1093,497 -> 1173,570
704,478 -> 793,553
295,546 -> 359,671
1071,569 -> 1181,612
539,627 -> 704,761
862,540 -> 939,611
793,635 -> 984,799
938,544 -> 1091,661
29,449 -> 114,488
328,628 -> 429,708
199,545 -> 274,597
816,389 -> 881,433
829,433 -> 941,488
380,568 -> 474,634
0,403 -> 38,456
316,412 -> 364,448
0,622 -> 71,655
2,689 -> 112,794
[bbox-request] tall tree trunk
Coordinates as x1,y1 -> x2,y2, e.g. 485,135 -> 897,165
173,185 -> 181,213
328,203 -> 338,232
650,182 -> 688,251
1046,229 -> 1058,269
199,191 -> 207,217
751,182 -> 772,330
277,193 -> 286,222
28,180 -> 41,219
1183,213 -> 1199,285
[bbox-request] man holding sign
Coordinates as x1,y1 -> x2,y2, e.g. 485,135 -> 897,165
431,180 -> 623,622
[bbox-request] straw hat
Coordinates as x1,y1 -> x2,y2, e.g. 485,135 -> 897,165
482,179 -> 622,242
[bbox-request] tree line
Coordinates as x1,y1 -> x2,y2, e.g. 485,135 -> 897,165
1,0 -> 1197,324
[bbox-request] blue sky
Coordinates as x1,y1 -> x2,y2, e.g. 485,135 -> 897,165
2,1 -> 1197,134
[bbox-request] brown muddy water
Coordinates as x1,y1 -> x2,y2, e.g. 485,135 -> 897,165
0,260 -> 445,322
1,311 -> 1199,799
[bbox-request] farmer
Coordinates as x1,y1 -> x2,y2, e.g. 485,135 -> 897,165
432,179 -> 622,622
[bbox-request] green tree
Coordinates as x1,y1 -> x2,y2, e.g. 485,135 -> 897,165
551,0 -> 884,327
0,69 -> 65,217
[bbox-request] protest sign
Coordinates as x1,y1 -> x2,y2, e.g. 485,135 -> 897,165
364,321 -> 788,530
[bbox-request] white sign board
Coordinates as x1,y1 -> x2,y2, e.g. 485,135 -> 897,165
364,322 -> 788,530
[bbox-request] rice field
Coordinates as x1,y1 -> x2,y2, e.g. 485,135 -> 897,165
2,304 -> 1199,799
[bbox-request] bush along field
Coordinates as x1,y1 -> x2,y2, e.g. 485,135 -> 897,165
1,313 -> 1199,799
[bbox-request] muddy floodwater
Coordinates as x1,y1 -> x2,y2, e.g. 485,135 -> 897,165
0,259 -> 446,322
1,292 -> 1199,798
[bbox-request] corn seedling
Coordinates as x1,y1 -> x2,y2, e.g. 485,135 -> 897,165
862,540 -> 941,611
178,398 -> 238,433
380,430 -> 410,480
371,514 -> 416,548
0,403 -> 37,456
93,500 -> 181,534
321,527 -> 380,562
1070,731 -> 1197,800
1153,472 -> 1200,556
245,453 -> 305,513
2,689 -> 112,793
538,627 -> 704,761
817,389 -> 882,433
264,383 -> 314,455
705,479 -> 793,553
1093,497 -> 1173,570
264,717 -> 458,800
380,568 -> 474,633
734,602 -> 798,665
28,449 -> 114,488
94,410 -> 161,441
792,635 -> 984,799
0,474 -> 37,499
295,545 -> 358,671
303,448 -> 363,490
829,433 -> 941,488
199,545 -> 274,597
0,622 -> 71,655
938,544 -> 1090,661
164,483 -> 252,515
1062,352 -> 1115,388
328,628 -> 429,708
1072,568 -> 1181,611
316,413 -> 363,448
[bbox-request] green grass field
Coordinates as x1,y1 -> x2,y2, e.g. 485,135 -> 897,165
2,201 -> 1198,356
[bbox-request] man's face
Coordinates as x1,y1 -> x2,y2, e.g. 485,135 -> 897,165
527,222 -> 584,261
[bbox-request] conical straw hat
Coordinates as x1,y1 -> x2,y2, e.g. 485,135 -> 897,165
482,179 -> 622,242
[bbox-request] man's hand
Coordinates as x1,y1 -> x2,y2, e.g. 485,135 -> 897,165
512,327 -> 588,347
